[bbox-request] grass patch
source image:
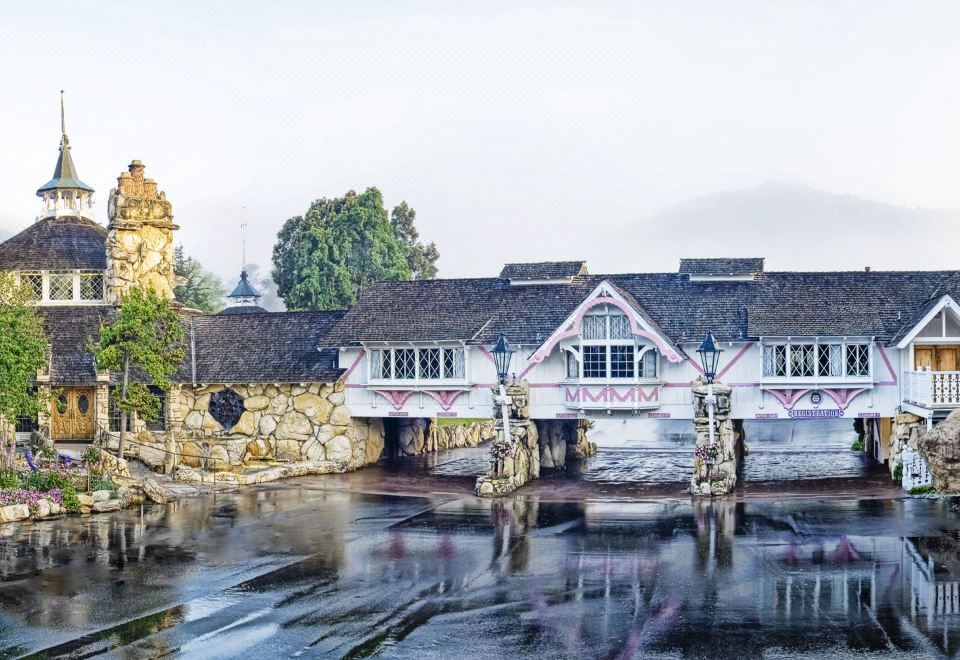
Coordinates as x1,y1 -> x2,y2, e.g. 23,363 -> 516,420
435,417 -> 490,428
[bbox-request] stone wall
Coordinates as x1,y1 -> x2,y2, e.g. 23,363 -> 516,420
172,382 -> 384,472
105,160 -> 177,303
690,380 -> 744,497
390,418 -> 495,456
919,409 -> 960,492
890,410 -> 926,477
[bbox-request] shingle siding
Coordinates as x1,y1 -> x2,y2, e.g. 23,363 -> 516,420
678,258 -> 764,276
0,217 -> 107,271
499,261 -> 587,280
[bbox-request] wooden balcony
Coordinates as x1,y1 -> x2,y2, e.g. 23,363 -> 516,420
903,370 -> 960,408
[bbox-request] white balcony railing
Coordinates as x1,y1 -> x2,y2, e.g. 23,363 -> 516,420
904,370 -> 960,408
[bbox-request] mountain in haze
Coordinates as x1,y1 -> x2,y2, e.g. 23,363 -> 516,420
0,228 -> 10,243
602,182 -> 960,273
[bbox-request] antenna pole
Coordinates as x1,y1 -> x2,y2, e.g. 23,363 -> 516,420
240,206 -> 247,272
60,90 -> 65,135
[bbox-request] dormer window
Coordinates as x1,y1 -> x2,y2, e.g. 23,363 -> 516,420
79,271 -> 104,300
564,307 -> 659,380
48,271 -> 73,300
21,272 -> 42,300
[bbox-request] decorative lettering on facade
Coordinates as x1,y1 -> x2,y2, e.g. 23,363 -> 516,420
555,412 -> 583,419
648,412 -> 671,418
857,412 -> 881,419
787,408 -> 844,419
755,413 -> 779,419
562,386 -> 660,405
436,412 -> 458,417
388,411 -> 410,417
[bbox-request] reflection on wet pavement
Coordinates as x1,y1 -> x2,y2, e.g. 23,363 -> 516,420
2,485 -> 960,658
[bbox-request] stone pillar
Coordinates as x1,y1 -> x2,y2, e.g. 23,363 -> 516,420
105,161 -> 178,303
36,385 -> 51,437
94,384 -> 110,435
690,379 -> 741,496
890,410 -> 925,477
476,382 -> 540,497
537,418 -> 597,469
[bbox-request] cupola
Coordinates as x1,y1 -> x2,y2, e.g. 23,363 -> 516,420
36,92 -> 95,222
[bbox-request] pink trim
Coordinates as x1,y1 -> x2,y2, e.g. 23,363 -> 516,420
680,349 -> 706,376
338,351 -> 365,383
875,342 -> 897,385
477,346 -> 497,365
421,390 -> 467,410
529,296 -> 684,367
716,342 -> 754,380
372,390 -> 415,411
821,387 -> 869,410
763,388 -> 814,410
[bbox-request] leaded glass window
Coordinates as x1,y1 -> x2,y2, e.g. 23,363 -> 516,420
847,344 -> 870,377
49,271 -> 73,301
763,345 -> 787,377
641,350 -> 657,378
609,314 -> 632,339
817,344 -> 843,377
609,345 -> 635,378
565,351 -> 579,378
146,386 -> 166,431
582,315 -> 606,340
419,348 -> 441,380
790,344 -> 816,377
21,272 -> 42,300
108,389 -> 127,432
394,349 -> 416,379
583,346 -> 606,378
370,349 -> 387,379
79,271 -> 103,300
443,348 -> 465,379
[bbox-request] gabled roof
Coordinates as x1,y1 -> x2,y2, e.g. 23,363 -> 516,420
499,260 -> 587,280
0,216 -> 107,271
679,258 -> 764,276
890,294 -> 960,347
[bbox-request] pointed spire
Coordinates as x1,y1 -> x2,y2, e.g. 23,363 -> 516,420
228,208 -> 262,304
37,90 -> 94,195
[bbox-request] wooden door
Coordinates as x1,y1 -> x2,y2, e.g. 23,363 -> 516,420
938,347 -> 958,372
51,388 -> 95,440
915,347 -> 934,370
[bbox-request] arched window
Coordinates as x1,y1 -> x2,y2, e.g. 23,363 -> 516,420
565,307 -> 658,380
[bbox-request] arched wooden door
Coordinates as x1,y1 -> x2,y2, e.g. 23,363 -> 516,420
51,388 -> 95,441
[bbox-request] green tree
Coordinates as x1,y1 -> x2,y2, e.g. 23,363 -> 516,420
91,287 -> 184,459
0,273 -> 48,459
390,201 -> 439,280
173,245 -> 226,313
272,187 -> 412,310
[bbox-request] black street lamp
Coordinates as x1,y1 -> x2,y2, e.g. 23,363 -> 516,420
491,334 -> 514,386
697,331 -> 723,384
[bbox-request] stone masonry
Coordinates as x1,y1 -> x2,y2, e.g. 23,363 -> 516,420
105,160 -> 178,303
476,382 -> 541,497
690,379 -> 744,497
537,418 -> 596,469
890,410 -> 926,478
919,409 -> 960,492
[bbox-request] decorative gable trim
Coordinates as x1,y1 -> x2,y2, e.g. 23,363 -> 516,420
524,281 -> 684,372
895,295 -> 960,348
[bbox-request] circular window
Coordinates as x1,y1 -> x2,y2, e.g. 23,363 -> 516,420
208,389 -> 245,430
56,394 -> 68,415
77,394 -> 89,414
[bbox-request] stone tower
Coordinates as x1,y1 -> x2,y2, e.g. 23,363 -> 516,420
105,161 -> 178,303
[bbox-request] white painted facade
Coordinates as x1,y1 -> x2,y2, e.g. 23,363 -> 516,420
339,278 -> 938,423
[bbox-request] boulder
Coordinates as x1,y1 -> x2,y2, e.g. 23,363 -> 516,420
301,438 -> 325,462
293,393 -> 333,422
207,445 -> 230,469
365,425 -> 384,464
93,499 -> 122,513
78,494 -> 95,507
142,478 -> 169,504
174,465 -> 201,483
91,490 -> 112,502
244,395 -> 270,411
0,504 -> 29,523
138,446 -> 167,472
184,410 -> 205,430
245,438 -> 270,459
920,409 -> 960,492
330,405 -> 352,427
277,411 -> 312,441
33,500 -> 50,519
180,441 -> 205,468
268,393 -> 289,416
233,411 -> 257,436
276,439 -> 302,461
259,415 -> 278,436
325,435 -> 352,463
328,392 -> 345,406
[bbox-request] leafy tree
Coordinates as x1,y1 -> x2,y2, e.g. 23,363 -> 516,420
173,245 -> 226,313
91,287 -> 184,459
272,187 -> 412,310
391,202 -> 439,280
0,274 -> 48,457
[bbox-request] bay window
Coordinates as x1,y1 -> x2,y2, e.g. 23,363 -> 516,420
370,347 -> 466,381
762,341 -> 870,378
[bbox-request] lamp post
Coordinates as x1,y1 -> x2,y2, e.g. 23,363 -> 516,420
491,334 -> 514,450
697,331 -> 723,450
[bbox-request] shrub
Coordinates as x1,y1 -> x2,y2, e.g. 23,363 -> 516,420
0,470 -> 22,490
851,439 -> 864,452
61,485 -> 80,514
90,473 -> 116,495
23,469 -> 77,492
909,485 -> 936,495
82,446 -> 102,464
893,463 -> 903,486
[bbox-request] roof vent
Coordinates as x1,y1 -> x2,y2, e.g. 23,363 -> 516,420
679,258 -> 764,282
499,260 -> 587,285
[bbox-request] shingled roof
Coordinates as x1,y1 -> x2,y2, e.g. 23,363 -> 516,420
325,267 -> 960,347
499,261 -> 587,280
181,311 -> 345,384
0,217 -> 107,271
679,258 -> 764,276
42,306 -> 113,385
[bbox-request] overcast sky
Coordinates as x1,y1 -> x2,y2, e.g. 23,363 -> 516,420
2,1 -> 960,282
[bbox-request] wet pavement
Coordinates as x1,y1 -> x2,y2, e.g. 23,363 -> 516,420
0,474 -> 956,658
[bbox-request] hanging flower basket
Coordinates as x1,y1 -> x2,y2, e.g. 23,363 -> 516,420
695,444 -> 720,464
490,438 -> 513,461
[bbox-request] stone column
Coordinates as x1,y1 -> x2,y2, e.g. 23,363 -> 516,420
537,418 -> 597,469
94,384 -> 110,435
476,382 -> 540,497
890,410 -> 925,478
690,379 -> 742,496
